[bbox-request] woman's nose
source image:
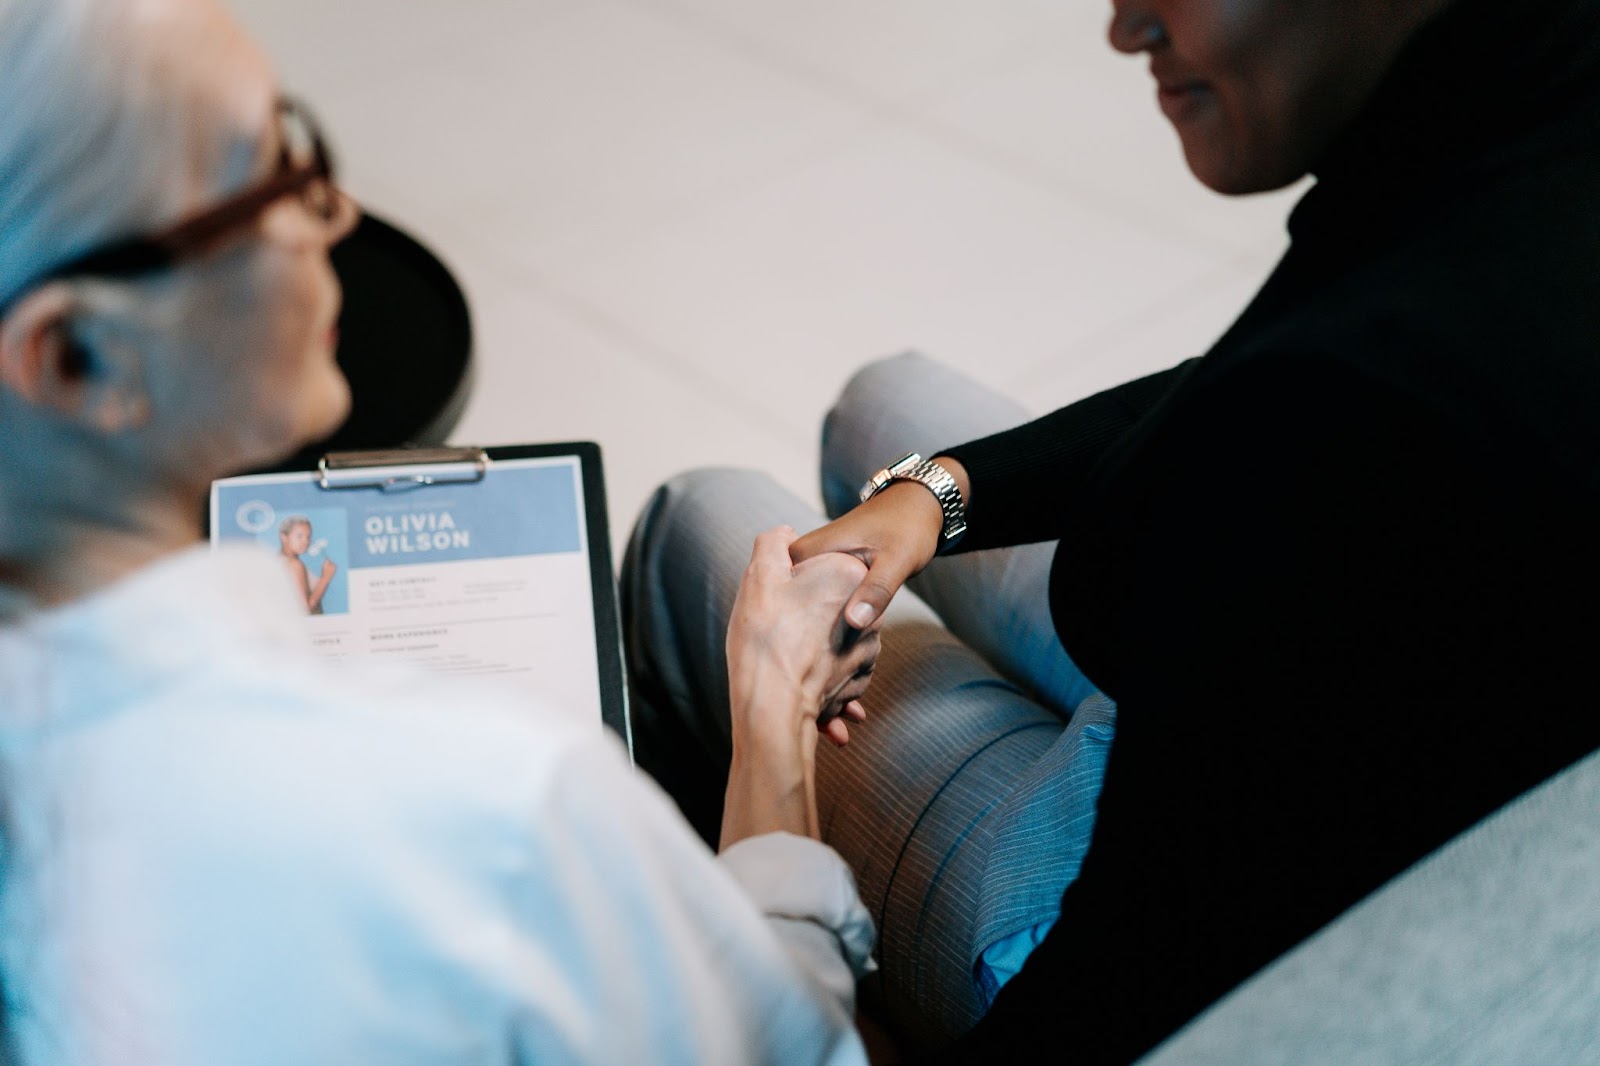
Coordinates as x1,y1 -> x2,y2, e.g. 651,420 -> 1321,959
1108,2 -> 1166,55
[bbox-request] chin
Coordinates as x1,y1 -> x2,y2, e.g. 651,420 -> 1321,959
1186,149 -> 1308,197
302,371 -> 354,444
247,374 -> 352,470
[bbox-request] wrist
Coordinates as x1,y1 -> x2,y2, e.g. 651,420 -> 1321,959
723,673 -> 821,848
722,733 -> 817,849
860,452 -> 968,555
729,662 -> 826,734
878,481 -> 944,562
726,738 -> 809,795
931,454 -> 971,506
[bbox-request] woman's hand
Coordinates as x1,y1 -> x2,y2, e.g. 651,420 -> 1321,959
726,526 -> 881,745
721,526 -> 881,849
789,454 -> 969,630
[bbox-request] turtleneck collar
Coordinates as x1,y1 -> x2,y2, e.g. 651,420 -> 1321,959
1292,0 -> 1600,238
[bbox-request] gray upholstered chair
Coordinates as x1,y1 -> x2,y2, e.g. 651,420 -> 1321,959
1140,748 -> 1600,1064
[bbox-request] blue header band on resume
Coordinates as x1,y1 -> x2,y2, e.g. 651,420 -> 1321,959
214,462 -> 584,569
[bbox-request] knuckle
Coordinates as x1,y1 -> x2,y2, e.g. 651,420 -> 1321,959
827,553 -> 869,584
861,576 -> 895,604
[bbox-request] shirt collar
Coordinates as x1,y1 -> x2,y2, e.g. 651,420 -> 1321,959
0,544 -> 306,733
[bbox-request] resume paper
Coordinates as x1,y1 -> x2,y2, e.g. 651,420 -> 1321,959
210,456 -> 604,723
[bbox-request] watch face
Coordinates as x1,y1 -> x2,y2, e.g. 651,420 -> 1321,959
862,453 -> 923,503
888,453 -> 923,478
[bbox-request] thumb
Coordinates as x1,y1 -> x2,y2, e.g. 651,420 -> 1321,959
748,525 -> 799,579
788,521 -> 845,566
843,553 -> 915,630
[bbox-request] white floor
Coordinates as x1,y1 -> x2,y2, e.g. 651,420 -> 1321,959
232,0 -> 1304,559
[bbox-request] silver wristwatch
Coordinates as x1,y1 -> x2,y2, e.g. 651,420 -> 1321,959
858,452 -> 968,553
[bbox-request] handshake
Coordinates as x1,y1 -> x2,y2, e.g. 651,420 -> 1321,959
718,468 -> 960,850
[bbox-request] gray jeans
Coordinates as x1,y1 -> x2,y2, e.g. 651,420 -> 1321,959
621,353 -> 1116,1044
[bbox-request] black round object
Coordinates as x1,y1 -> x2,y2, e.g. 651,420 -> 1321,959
285,212 -> 474,467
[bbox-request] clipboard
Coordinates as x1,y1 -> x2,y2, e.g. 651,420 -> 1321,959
208,443 -> 630,754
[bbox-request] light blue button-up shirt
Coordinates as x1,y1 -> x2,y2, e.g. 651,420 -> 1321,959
0,546 -> 873,1065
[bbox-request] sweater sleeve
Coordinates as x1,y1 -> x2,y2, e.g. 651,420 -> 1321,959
937,360 -> 1197,552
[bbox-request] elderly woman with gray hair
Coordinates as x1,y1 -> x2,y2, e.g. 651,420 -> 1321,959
0,2 -> 883,1063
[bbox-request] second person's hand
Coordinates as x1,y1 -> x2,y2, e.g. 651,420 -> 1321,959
789,454 -> 969,631
720,526 -> 882,848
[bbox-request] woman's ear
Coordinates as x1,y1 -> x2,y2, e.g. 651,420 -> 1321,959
0,284 -> 150,433
0,284 -> 80,407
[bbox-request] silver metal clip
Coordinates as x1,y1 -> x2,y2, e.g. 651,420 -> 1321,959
317,447 -> 490,493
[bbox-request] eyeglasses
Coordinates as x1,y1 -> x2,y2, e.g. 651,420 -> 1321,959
2,97 -> 340,309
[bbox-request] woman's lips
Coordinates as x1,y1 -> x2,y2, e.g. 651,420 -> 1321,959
1157,83 -> 1211,123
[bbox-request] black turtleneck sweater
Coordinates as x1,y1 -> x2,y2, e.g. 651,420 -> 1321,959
930,0 -> 1600,1061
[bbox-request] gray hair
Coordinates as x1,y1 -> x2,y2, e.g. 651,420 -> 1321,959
0,0 -> 175,308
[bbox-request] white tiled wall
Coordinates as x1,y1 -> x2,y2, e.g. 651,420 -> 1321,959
231,0 -> 1304,558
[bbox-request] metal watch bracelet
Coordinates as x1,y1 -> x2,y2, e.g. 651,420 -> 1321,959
857,452 -> 968,553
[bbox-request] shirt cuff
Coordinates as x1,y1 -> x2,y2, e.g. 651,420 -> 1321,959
718,832 -> 878,980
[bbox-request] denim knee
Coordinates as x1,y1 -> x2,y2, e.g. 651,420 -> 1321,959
821,351 -> 938,517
